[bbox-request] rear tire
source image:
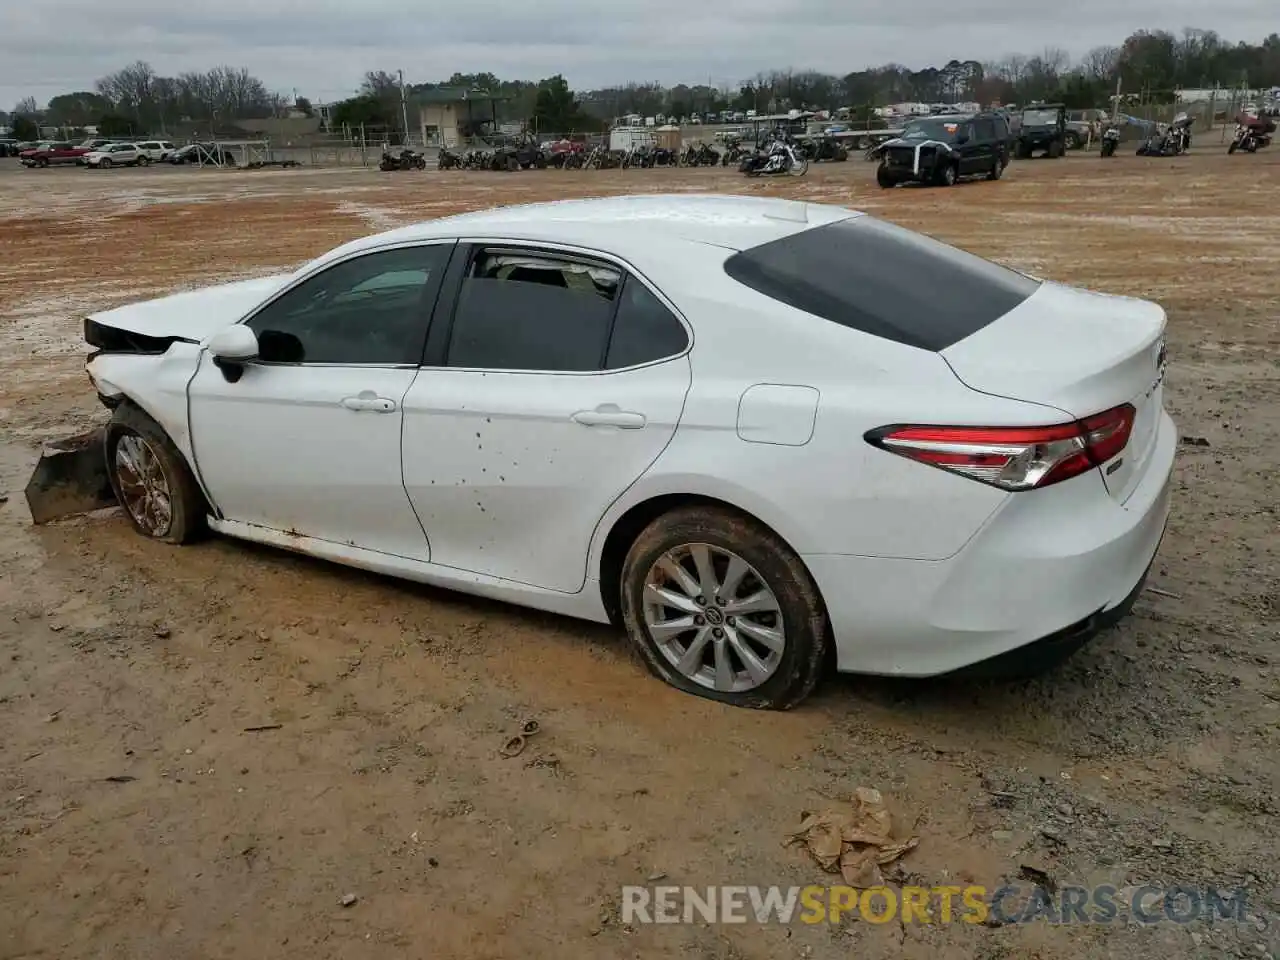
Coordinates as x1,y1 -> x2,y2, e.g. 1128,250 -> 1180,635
105,404 -> 206,545
987,156 -> 1005,180
876,163 -> 895,188
620,506 -> 828,710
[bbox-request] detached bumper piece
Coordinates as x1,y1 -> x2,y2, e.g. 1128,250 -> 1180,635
24,428 -> 117,524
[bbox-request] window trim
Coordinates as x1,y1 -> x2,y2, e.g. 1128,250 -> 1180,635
234,239 -> 457,369
426,237 -> 693,376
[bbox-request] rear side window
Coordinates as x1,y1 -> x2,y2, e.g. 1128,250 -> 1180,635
723,217 -> 1040,351
446,251 -> 619,371
604,278 -> 688,369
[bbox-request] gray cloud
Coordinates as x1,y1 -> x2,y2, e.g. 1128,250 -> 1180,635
3,0 -> 1275,108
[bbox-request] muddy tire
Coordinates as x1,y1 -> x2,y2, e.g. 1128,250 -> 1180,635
619,506 -> 828,710
105,404 -> 206,545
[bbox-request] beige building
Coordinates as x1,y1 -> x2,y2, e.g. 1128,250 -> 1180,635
415,88 -> 506,147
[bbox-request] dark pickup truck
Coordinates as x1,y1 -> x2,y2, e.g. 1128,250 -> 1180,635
19,141 -> 91,167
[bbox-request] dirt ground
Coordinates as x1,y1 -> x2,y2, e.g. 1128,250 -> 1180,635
1,150 -> 1278,960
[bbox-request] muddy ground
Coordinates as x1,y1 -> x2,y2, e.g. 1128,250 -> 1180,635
1,150 -> 1277,960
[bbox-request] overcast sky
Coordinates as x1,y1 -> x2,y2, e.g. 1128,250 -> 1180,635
3,0 -> 1275,109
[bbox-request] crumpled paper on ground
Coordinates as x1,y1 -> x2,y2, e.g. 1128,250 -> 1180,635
784,786 -> 920,887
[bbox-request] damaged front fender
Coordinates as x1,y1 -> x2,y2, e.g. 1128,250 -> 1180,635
24,428 -> 118,524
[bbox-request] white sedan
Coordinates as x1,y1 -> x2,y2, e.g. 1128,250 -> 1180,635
74,195 -> 1174,709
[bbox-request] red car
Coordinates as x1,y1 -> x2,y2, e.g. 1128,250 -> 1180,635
19,141 -> 91,167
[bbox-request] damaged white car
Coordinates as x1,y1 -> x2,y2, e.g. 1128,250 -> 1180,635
28,195 -> 1175,709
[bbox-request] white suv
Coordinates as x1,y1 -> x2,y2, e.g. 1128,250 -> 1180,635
85,143 -> 142,168
136,140 -> 176,163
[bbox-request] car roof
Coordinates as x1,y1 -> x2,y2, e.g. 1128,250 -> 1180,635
321,195 -> 864,268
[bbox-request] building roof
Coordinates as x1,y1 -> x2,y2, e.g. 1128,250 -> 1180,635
410,87 -> 509,106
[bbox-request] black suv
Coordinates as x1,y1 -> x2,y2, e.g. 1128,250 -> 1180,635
876,113 -> 1011,188
1016,102 -> 1067,157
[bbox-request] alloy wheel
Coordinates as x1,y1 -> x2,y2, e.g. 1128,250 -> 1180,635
114,434 -> 173,536
642,543 -> 786,693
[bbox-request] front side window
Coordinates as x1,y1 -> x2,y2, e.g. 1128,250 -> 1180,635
247,245 -> 450,364
445,250 -> 620,371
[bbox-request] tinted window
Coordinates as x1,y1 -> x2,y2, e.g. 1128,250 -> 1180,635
605,278 -> 688,368
248,245 -> 448,364
446,251 -> 619,371
974,119 -> 997,141
723,217 -> 1040,352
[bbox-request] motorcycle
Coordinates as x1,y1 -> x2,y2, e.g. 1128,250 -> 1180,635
1099,126 -> 1120,158
739,136 -> 808,177
1136,112 -> 1192,157
437,147 -> 461,170
1228,113 -> 1275,154
379,148 -> 426,171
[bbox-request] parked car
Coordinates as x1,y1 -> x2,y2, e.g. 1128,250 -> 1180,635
136,140 -> 177,163
84,143 -> 143,168
45,195 -> 1174,709
876,113 -> 1011,187
168,143 -> 238,166
0,139 -> 21,157
19,141 -> 90,167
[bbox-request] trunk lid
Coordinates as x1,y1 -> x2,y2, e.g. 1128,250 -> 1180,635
941,281 -> 1167,503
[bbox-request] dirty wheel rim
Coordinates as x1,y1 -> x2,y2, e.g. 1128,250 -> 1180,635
115,434 -> 172,536
642,543 -> 785,693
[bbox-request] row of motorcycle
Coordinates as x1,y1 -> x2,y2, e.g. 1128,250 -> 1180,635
1099,111 -> 1274,158
390,132 -> 843,177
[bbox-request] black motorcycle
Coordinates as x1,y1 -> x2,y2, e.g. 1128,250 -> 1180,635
1099,126 -> 1120,158
379,148 -> 426,171
437,147 -> 461,170
739,136 -> 808,177
1136,113 -> 1192,157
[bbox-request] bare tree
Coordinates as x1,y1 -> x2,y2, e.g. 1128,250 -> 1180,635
1081,45 -> 1121,82
13,95 -> 39,115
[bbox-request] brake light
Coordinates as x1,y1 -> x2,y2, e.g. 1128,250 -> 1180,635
866,403 -> 1135,491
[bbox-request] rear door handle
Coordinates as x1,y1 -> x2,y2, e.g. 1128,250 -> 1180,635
572,404 -> 646,429
341,391 -> 397,413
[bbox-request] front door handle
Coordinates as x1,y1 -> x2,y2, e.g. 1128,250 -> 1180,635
341,391 -> 397,413
572,404 -> 646,429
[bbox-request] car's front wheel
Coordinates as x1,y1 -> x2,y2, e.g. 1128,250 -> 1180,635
620,506 -> 828,710
105,405 -> 206,544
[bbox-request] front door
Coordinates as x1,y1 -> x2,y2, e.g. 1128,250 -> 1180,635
402,245 -> 693,592
187,242 -> 455,559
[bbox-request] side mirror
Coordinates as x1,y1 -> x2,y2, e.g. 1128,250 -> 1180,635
208,324 -> 259,362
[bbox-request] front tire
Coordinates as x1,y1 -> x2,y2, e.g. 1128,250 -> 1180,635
620,506 -> 828,710
105,405 -> 206,545
938,162 -> 958,186
876,163 -> 895,188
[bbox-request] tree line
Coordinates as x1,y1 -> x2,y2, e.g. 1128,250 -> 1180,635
6,29 -> 1278,140
5,60 -> 293,138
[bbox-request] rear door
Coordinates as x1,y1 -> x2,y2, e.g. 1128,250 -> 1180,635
401,243 -> 692,592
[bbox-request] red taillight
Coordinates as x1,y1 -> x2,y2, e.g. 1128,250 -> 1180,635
867,403 -> 1135,491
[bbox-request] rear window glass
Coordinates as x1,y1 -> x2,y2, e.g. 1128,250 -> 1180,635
722,216 -> 1040,351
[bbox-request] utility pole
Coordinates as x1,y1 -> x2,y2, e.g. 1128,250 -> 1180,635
398,69 -> 410,145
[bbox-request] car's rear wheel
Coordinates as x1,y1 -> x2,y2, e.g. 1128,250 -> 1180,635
620,506 -> 828,710
105,405 -> 206,545
987,156 -> 1005,180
